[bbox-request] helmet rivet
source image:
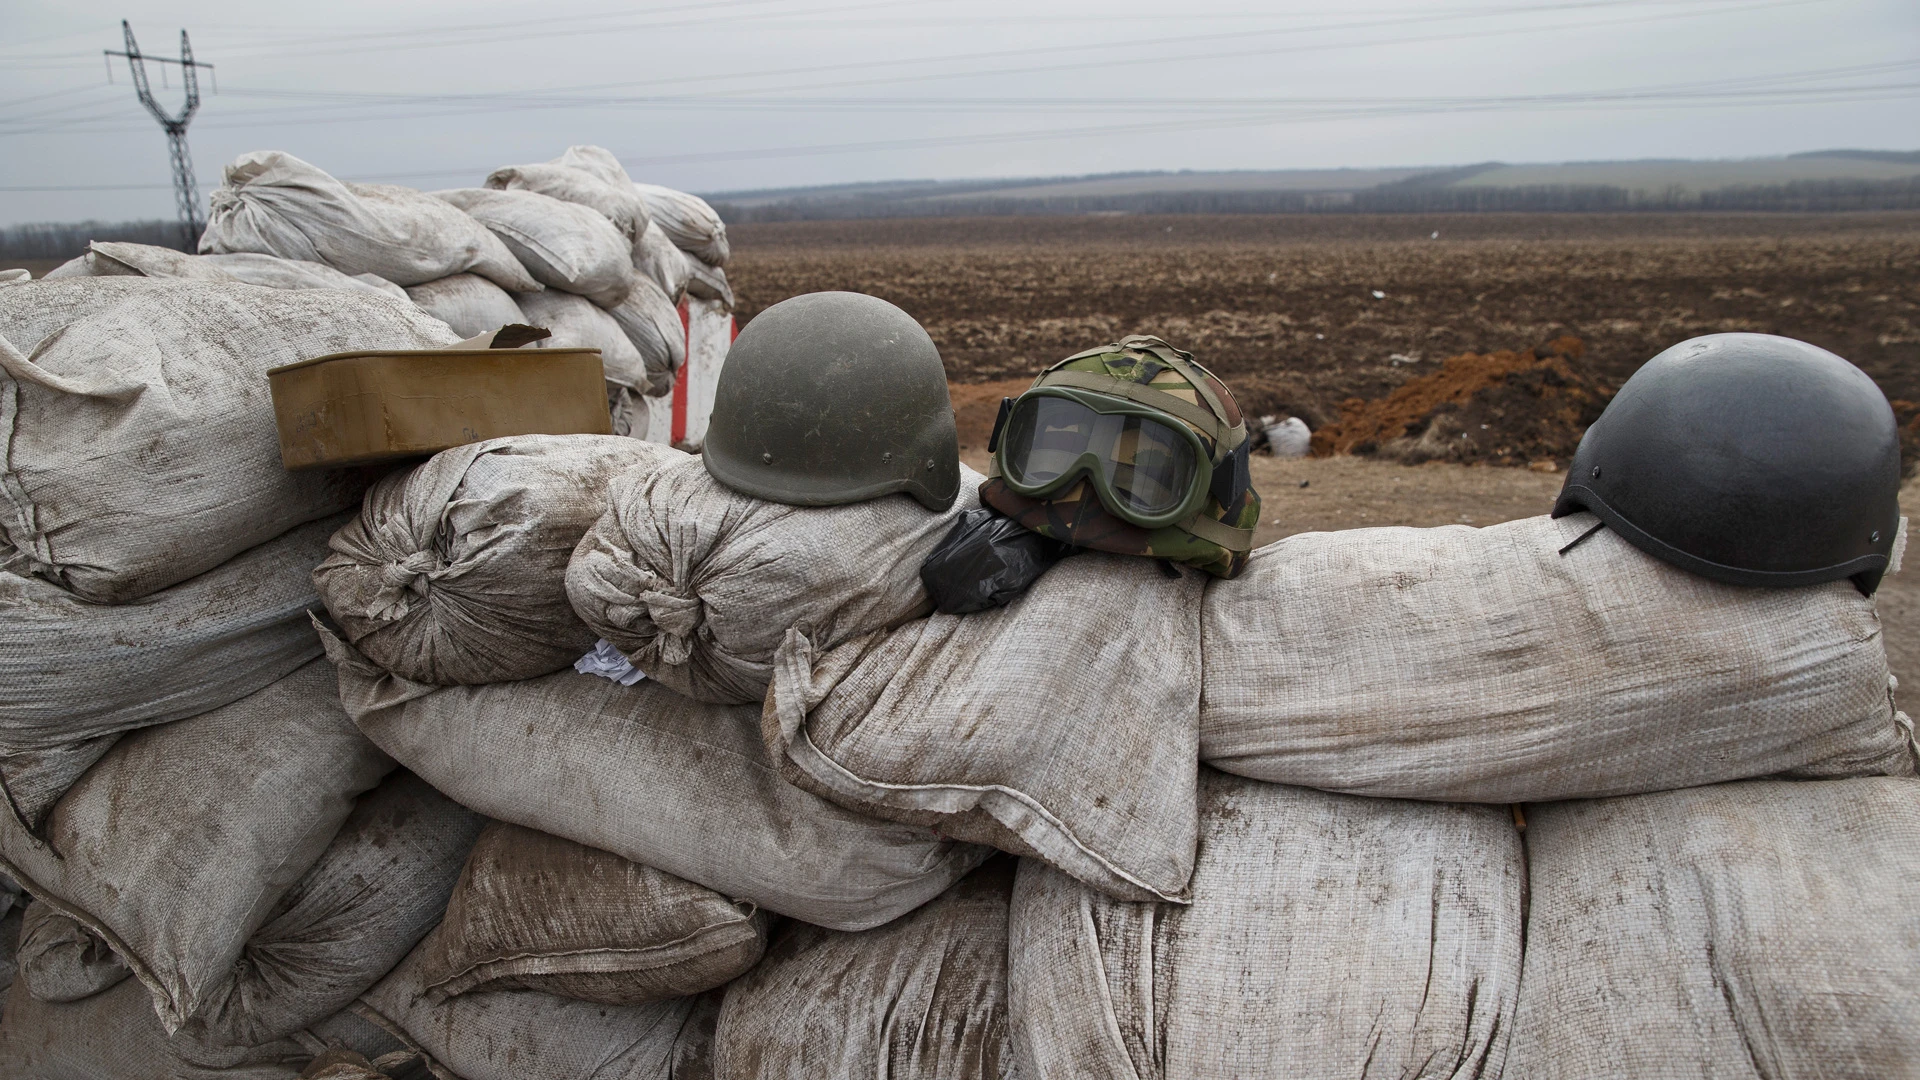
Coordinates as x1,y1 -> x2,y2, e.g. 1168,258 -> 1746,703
1591,465 -> 1602,479
761,452 -> 773,464
1871,531 -> 1882,543
882,452 -> 893,462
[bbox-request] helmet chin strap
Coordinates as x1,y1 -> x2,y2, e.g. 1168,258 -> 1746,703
1557,519 -> 1608,556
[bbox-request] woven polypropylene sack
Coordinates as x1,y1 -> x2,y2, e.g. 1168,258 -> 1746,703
321,625 -> 989,931
180,771 -> 484,1050
44,241 -> 233,282
0,978 -> 310,1080
607,276 -> 686,394
484,148 -> 649,241
419,821 -> 768,1005
766,552 -> 1202,903
434,188 -> 634,307
316,435 -> 681,685
1200,513 -> 1917,801
0,659 -> 395,1033
49,241 -> 409,301
631,184 -> 730,266
1507,777 -> 1920,1080
517,289 -> 649,392
0,513 -> 338,763
1009,769 -> 1524,1080
567,457 -> 982,704
402,273 -> 525,339
633,221 -> 692,301
712,857 -> 1011,1080
355,937 -> 695,1080
17,902 -> 131,1004
199,152 -> 538,290
683,258 -> 733,309
0,279 -> 459,603
199,253 -> 408,299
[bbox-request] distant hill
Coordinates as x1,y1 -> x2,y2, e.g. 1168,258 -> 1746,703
707,152 -> 1920,220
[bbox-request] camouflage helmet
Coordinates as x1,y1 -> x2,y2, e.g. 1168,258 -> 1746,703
704,292 -> 961,511
983,335 -> 1261,578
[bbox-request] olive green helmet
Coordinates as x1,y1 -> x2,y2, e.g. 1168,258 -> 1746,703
703,292 -> 961,510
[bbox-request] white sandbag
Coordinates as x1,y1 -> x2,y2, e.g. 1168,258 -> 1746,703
18,903 -> 131,1003
567,457 -> 983,704
420,821 -> 769,1005
0,269 -> 28,285
45,240 -> 233,282
0,279 -> 458,603
321,625 -> 989,931
0,659 -> 395,1032
316,435 -> 680,685
0,513 -> 338,762
1009,770 -> 1524,1080
517,289 -> 650,392
200,151 -> 539,290
199,253 -> 409,300
632,184 -> 730,266
180,771 -> 485,1051
485,147 -> 650,240
434,187 -> 635,307
1200,513 -> 1918,801
1507,777 -> 1920,1080
683,258 -> 733,309
607,275 -> 685,393
45,241 -> 410,300
634,220 -> 692,301
767,552 -> 1203,903
712,858 -> 1011,1079
402,273 -> 525,339
355,938 -> 694,1080
609,383 -> 654,441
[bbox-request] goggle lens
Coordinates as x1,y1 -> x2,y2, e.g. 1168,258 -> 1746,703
1002,395 -> 1200,518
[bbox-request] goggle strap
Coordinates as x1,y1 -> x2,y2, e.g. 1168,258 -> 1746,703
1180,511 -> 1256,553
1033,371 -> 1228,449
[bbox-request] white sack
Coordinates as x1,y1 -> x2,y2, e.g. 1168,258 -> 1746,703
45,240 -> 233,282
356,939 -> 693,1080
553,145 -> 634,187
180,771 -> 485,1051
200,253 -> 409,300
567,457 -> 983,704
0,512 -> 337,763
0,269 -> 28,284
1200,513 -> 1918,801
0,659 -> 395,1032
45,240 -> 409,300
316,435 -> 680,685
434,187 -> 634,307
0,279 -> 458,603
631,184 -> 730,266
402,273 -> 525,339
712,858 -> 1011,1079
1009,769 -> 1524,1080
1507,777 -> 1920,1080
634,220 -> 692,301
321,625 -> 989,931
683,258 -> 733,309
609,384 -> 654,441
607,275 -> 685,393
767,552 -> 1202,903
200,151 -> 539,290
18,903 -> 131,1003
518,289 -> 650,391
485,146 -> 649,240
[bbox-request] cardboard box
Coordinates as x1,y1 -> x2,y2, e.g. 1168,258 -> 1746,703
269,325 -> 612,469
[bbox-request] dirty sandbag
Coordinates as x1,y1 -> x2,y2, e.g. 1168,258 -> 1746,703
484,148 -> 649,241
607,275 -> 686,394
315,435 -> 681,685
633,220 -> 693,301
200,253 -> 408,301
683,258 -> 733,309
401,273 -> 525,339
920,507 -> 1071,615
609,383 -> 654,441
18,903 -> 131,1003
0,905 -> 18,996
1264,416 -> 1311,457
632,183 -> 730,266
420,821 -> 769,1005
0,738 -> 121,841
0,279 -> 456,603
45,241 -> 233,282
199,151 -> 538,291
433,188 -> 634,308
711,858 -> 1012,1080
517,289 -> 650,392
45,241 -> 410,301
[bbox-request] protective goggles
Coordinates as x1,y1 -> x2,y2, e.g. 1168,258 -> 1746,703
991,386 -> 1214,529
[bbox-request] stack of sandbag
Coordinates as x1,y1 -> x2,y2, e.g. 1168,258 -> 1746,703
634,182 -> 732,308
42,240 -> 411,300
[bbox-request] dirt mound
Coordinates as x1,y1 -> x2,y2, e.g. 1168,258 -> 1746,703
1308,336 -> 1611,468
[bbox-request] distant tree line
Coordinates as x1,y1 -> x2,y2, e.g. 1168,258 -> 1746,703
0,220 -> 188,263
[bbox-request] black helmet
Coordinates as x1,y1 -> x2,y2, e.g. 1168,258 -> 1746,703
703,292 -> 961,511
1552,332 -> 1900,595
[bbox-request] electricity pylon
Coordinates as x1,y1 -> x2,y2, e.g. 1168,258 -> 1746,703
106,21 -> 214,248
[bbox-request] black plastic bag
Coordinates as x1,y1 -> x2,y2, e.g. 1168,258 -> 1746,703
920,508 -> 1073,615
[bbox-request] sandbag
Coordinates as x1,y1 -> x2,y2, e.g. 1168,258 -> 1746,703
315,435 -> 680,685
0,513 -> 339,764
355,938 -> 694,1080
632,184 -> 729,266
44,240 -> 232,282
322,625 -> 988,931
683,258 -> 733,309
180,771 -> 485,1050
609,383 -> 654,441
420,821 -> 768,1005
44,241 -> 409,300
200,151 -> 538,290
485,147 -> 649,240
200,253 -> 409,300
0,279 -> 457,603
0,659 -> 395,1032
1507,777 -> 1920,1080
401,273 -> 525,338
567,457 -> 983,704
607,275 -> 685,394
1200,513 -> 1918,801
434,187 -> 634,307
18,903 -> 131,1003
0,738 -> 120,839
767,552 -> 1202,902
634,220 -> 692,301
517,289 -> 650,392
712,858 -> 1011,1079
1009,769 -> 1524,1080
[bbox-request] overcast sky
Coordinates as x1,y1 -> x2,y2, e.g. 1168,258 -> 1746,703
1,0 -> 1915,224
